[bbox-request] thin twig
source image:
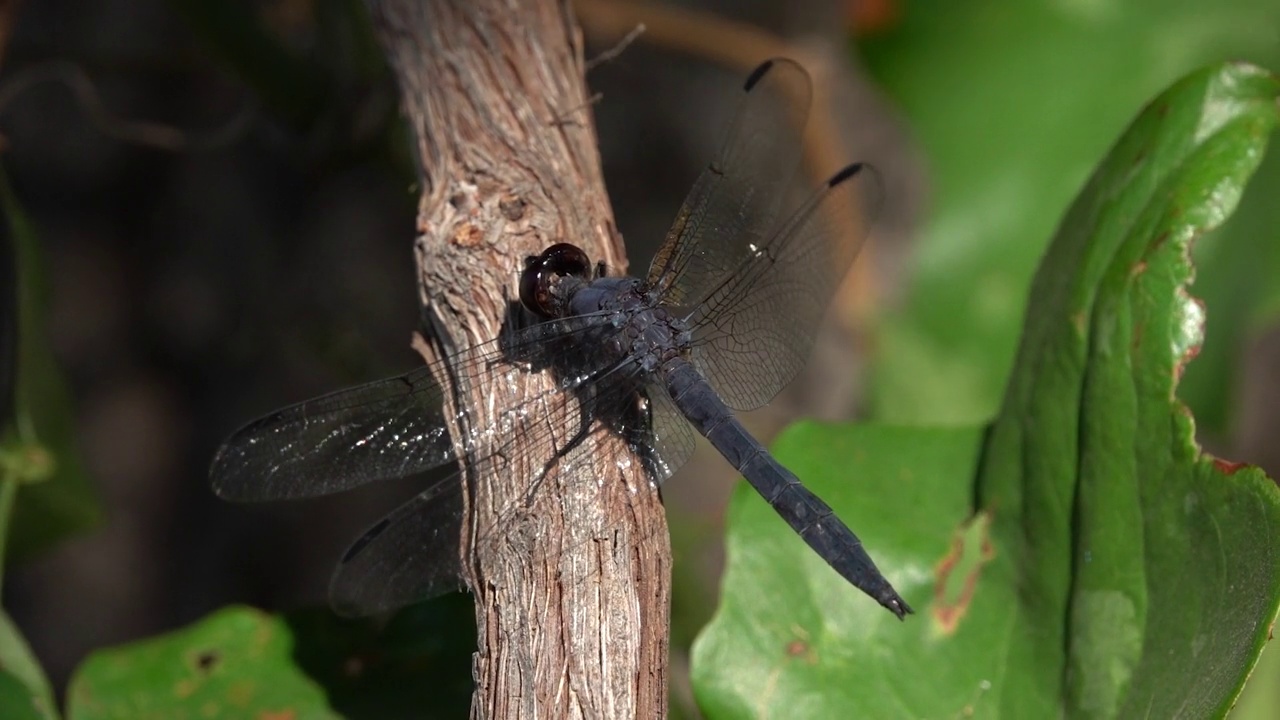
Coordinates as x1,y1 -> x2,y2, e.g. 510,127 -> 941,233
551,91 -> 603,127
585,21 -> 646,70
0,61 -> 254,152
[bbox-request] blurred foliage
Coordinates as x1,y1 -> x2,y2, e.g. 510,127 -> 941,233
860,0 -> 1280,427
166,0 -> 412,178
858,3 -> 1280,716
2,0 -> 1279,718
1235,639 -> 1280,719
62,597 -> 475,720
59,592 -> 475,720
693,62 -> 1280,718
0,610 -> 57,720
66,607 -> 337,720
0,169 -> 99,561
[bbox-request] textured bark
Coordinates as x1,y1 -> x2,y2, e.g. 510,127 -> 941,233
365,1 -> 670,718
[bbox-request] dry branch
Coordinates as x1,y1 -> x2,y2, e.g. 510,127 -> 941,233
366,1 -> 671,717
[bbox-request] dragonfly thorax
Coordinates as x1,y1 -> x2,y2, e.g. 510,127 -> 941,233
578,280 -> 692,373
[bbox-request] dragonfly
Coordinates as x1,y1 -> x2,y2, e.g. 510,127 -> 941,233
211,57 -> 911,620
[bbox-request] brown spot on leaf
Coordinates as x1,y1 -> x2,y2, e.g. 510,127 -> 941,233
1213,457 -> 1248,475
782,632 -> 816,664
934,512 -> 996,634
1176,341 -> 1202,379
195,649 -> 220,673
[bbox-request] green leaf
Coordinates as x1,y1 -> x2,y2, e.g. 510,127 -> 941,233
862,0 -> 1280,425
978,61 -> 1280,717
691,425 -> 984,717
1178,143 -> 1280,436
1234,643 -> 1280,718
66,606 -> 338,720
692,63 -> 1280,718
0,168 -> 100,560
0,670 -> 53,720
0,610 -> 58,720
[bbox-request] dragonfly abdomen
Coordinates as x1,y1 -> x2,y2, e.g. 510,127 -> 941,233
660,357 -> 911,619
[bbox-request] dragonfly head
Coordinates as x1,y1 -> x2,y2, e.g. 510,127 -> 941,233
520,243 -> 592,318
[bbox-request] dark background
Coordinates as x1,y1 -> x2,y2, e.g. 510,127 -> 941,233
2,0 -> 1278,717
0,0 -> 920,698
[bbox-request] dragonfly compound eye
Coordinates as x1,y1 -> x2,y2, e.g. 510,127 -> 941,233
520,243 -> 592,317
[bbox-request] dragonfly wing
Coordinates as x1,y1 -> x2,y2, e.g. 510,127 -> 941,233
329,475 -> 466,616
210,364 -> 456,501
685,163 -> 881,410
325,317 -> 687,616
644,58 -> 812,310
210,314 -> 619,501
617,382 -> 697,485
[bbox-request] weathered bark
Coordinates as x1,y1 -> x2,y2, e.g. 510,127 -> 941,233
365,1 -> 670,718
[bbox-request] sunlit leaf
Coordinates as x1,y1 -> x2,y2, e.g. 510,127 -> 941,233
863,0 -> 1280,425
693,63 -> 1280,718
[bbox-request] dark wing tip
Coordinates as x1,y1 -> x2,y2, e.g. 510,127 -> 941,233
743,58 -> 776,91
341,517 -> 393,562
827,162 -> 866,188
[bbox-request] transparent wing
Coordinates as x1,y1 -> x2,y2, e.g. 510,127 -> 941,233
328,375 -> 697,617
644,58 -> 811,310
618,382 -> 698,484
685,163 -> 880,410
328,475 -> 466,617
210,314 -> 618,501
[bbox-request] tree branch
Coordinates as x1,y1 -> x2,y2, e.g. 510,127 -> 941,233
365,1 -> 670,717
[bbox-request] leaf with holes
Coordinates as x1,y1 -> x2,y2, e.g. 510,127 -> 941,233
66,606 -> 338,720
